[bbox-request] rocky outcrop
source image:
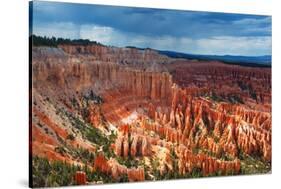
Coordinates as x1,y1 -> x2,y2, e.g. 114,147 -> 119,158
58,44 -> 171,65
114,125 -> 151,157
94,154 -> 145,182
88,103 -> 103,128
32,47 -> 173,102
235,124 -> 271,161
140,86 -> 271,161
166,61 -> 271,105
176,145 -> 240,176
74,171 -> 87,185
127,168 -> 145,182
108,158 -> 128,180
155,146 -> 174,175
93,154 -> 110,174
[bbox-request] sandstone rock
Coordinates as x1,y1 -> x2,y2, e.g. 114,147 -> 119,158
108,158 -> 128,180
176,145 -> 240,176
32,44 -> 271,182
93,154 -> 110,174
127,167 -> 145,182
74,171 -> 87,185
115,131 -> 151,157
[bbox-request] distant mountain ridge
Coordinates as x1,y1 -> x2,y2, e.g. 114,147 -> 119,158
157,50 -> 271,67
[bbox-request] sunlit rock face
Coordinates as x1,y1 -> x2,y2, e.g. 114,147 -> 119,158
159,87 -> 271,161
114,125 -> 152,158
58,44 -> 172,65
31,43 -> 271,185
74,171 -> 87,185
92,153 -> 145,182
176,145 -> 241,176
32,46 -> 173,103
166,61 -> 271,108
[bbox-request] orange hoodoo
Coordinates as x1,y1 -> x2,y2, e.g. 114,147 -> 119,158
93,154 -> 110,174
127,167 -> 145,182
119,124 -> 130,134
74,171 -> 87,185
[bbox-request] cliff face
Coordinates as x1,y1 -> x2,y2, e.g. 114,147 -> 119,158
32,47 -> 173,102
58,44 -> 171,65
167,61 -> 271,107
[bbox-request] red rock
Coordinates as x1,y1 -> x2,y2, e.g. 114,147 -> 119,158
128,167 -> 145,182
176,145 -> 240,176
74,171 -> 87,185
114,131 -> 151,157
93,154 -> 110,174
31,44 -> 271,182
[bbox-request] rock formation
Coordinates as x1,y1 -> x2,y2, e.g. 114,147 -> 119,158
93,154 -> 110,174
176,145 -> 241,176
74,171 -> 87,185
32,47 -> 173,103
127,168 -> 145,182
58,44 -> 171,65
31,43 -> 271,186
114,125 -> 152,157
93,154 -> 145,182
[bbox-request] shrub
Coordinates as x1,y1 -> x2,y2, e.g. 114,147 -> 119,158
66,134 -> 75,141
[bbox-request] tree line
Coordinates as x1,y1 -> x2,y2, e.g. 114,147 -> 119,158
30,34 -> 103,47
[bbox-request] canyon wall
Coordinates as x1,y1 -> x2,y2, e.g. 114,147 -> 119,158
167,61 -> 271,106
58,44 -> 171,65
32,47 -> 173,102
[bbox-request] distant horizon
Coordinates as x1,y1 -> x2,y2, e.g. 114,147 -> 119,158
30,34 -> 271,58
30,1 -> 272,56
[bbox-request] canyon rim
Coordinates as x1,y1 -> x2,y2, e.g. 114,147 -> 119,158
29,1 -> 272,188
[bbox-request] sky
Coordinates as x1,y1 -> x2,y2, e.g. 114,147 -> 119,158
30,1 -> 272,56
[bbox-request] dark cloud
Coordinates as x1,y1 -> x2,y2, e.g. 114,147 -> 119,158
31,1 -> 271,56
32,1 -> 271,38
